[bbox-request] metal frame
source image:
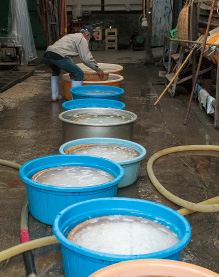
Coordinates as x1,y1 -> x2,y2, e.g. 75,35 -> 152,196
163,35 -> 219,128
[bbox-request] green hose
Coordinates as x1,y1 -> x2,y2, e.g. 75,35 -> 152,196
147,145 -> 219,213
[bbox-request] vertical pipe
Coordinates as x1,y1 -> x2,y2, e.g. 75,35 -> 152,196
101,0 -> 104,12
214,49 -> 219,129
144,0 -> 153,64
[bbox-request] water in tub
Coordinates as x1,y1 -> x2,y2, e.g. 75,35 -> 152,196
32,166 -> 114,187
68,215 -> 179,255
80,90 -> 116,95
67,144 -> 139,162
65,112 -> 130,125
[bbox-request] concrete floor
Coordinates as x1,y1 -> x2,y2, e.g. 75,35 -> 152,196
0,49 -> 219,276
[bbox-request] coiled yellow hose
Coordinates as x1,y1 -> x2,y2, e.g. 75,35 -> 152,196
147,145 -> 219,213
1,146 -> 219,263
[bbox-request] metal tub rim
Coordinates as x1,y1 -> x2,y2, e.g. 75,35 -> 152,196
58,108 -> 137,127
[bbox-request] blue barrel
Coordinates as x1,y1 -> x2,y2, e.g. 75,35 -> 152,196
19,155 -> 124,225
70,85 -> 124,101
53,197 -> 191,277
62,99 -> 125,111
59,138 -> 146,188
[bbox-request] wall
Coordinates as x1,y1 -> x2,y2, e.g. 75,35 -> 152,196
0,0 -> 174,48
66,0 -> 173,46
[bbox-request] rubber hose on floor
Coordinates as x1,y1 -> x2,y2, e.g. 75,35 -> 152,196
0,159 -> 58,264
0,159 -> 21,170
147,145 -> 219,213
1,149 -> 219,262
0,160 -> 36,276
21,200 -> 37,277
0,236 -> 58,262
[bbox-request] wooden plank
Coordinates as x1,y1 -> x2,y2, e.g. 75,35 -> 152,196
194,0 -> 216,3
0,70 -> 34,93
165,66 -> 214,84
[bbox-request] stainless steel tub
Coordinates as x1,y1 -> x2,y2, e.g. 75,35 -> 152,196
58,108 -> 137,142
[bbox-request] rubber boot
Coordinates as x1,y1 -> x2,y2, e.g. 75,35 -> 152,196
71,80 -> 83,87
71,81 -> 83,100
51,76 -> 59,102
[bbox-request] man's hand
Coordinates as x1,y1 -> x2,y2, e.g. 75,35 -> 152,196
97,68 -> 104,80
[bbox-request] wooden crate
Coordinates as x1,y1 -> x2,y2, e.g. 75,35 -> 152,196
105,36 -> 118,44
105,28 -> 118,37
105,42 -> 118,50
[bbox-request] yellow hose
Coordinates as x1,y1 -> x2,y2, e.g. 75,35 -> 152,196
147,145 -> 219,213
0,236 -> 58,262
0,159 -> 21,170
1,147 -> 219,263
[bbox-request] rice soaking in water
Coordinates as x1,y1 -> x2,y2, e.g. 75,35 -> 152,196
67,215 -> 179,255
32,166 -> 114,187
65,112 -> 130,125
66,144 -> 139,162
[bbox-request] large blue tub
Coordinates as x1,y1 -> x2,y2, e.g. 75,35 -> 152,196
62,99 -> 125,111
19,155 -> 124,225
53,197 -> 191,277
70,85 -> 124,101
59,138 -> 146,188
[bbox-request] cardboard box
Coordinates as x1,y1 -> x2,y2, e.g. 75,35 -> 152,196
93,28 -> 102,40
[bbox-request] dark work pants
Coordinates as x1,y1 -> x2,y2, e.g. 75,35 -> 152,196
42,51 -> 84,81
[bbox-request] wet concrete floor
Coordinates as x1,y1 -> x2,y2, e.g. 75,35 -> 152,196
0,51 -> 219,276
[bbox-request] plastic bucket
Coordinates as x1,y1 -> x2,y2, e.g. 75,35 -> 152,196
59,108 -> 137,142
63,74 -> 124,100
19,155 -> 124,225
89,259 -> 218,277
62,99 -> 125,111
53,197 -> 191,277
59,138 -> 146,188
69,85 -> 124,101
76,63 -> 124,75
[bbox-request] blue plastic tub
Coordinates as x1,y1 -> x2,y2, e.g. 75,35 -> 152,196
70,85 -> 124,101
53,197 -> 191,277
59,138 -> 146,188
62,99 -> 125,111
19,155 -> 124,225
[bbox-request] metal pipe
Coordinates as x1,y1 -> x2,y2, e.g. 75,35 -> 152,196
166,37 -> 219,48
